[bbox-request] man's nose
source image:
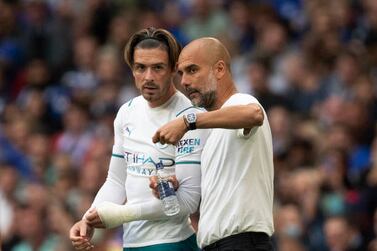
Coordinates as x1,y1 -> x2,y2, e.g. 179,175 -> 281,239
144,67 -> 154,81
180,74 -> 191,88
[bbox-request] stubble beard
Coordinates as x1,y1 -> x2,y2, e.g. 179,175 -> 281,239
192,72 -> 217,110
140,79 -> 170,103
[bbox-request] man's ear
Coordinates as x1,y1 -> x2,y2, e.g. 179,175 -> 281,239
214,60 -> 226,79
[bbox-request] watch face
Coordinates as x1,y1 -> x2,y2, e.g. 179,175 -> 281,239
187,113 -> 196,123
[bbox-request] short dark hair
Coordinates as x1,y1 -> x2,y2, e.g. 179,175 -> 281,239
124,27 -> 181,71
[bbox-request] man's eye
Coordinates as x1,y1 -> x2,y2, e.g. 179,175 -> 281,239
134,65 -> 145,71
153,65 -> 163,71
189,68 -> 197,74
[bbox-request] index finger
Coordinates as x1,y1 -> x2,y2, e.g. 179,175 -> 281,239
70,225 -> 83,240
167,176 -> 179,190
152,131 -> 160,143
70,235 -> 84,242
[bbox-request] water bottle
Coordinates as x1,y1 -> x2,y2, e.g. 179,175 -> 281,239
155,162 -> 180,216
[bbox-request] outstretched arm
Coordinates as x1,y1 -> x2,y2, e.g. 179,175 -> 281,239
153,103 -> 264,145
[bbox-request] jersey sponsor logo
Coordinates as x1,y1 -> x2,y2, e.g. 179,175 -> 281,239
176,138 -> 200,155
127,165 -> 155,176
124,151 -> 175,176
124,151 -> 175,166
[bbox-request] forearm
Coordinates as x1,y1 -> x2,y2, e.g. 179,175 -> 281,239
97,161 -> 201,228
97,180 -> 200,228
97,198 -> 192,228
196,104 -> 263,129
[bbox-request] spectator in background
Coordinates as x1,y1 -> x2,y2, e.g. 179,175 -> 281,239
324,216 -> 365,251
267,106 -> 293,157
161,1 -> 190,46
11,204 -> 56,251
326,49 -> 364,100
61,35 -> 99,103
274,204 -> 308,250
182,0 -> 229,40
280,51 -> 328,115
54,101 -> 93,169
226,0 -> 255,55
245,54 -> 289,111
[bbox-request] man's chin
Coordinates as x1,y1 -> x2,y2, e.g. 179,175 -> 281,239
190,98 -> 203,108
142,93 -> 154,102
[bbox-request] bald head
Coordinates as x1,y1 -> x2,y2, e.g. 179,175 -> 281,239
177,37 -> 237,110
180,37 -> 231,71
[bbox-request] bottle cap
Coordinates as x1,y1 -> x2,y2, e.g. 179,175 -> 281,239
155,162 -> 164,170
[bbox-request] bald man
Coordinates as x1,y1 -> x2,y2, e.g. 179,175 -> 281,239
152,38 -> 274,251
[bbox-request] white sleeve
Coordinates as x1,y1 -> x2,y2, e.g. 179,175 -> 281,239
230,94 -> 265,139
90,112 -> 127,209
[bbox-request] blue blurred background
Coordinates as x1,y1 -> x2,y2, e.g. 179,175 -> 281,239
0,0 -> 377,250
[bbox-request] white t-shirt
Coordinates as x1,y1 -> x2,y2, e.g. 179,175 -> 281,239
92,91 -> 209,248
197,93 -> 274,248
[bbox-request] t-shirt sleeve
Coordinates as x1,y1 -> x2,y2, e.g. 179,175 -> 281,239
227,94 -> 265,139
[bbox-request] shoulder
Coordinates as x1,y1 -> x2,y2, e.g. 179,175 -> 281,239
175,106 -> 206,118
226,93 -> 260,106
117,95 -> 143,114
114,96 -> 143,125
174,91 -> 206,117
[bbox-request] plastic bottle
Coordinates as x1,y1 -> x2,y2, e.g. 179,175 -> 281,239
155,162 -> 180,216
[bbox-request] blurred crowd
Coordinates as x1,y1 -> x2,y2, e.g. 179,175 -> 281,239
0,0 -> 377,250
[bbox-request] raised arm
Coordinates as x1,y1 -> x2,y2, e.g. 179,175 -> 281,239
153,103 -> 263,145
195,104 -> 263,129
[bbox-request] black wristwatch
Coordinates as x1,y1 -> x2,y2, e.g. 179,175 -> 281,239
184,113 -> 197,130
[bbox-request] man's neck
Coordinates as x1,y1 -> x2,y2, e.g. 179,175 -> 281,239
148,85 -> 176,108
210,79 -> 237,110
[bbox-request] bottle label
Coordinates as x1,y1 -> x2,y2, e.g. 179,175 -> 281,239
158,180 -> 176,199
